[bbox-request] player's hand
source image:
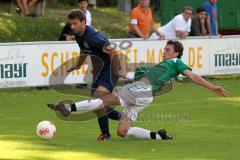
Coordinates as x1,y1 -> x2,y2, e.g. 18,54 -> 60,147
64,34 -> 75,41
67,66 -> 79,73
117,70 -> 127,79
116,70 -> 132,80
122,78 -> 134,84
156,32 -> 165,40
212,86 -> 228,97
200,18 -> 205,24
141,35 -> 148,39
217,33 -> 222,38
180,32 -> 188,39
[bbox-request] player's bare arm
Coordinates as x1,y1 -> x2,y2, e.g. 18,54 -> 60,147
67,51 -> 87,72
151,23 -> 165,40
206,16 -> 211,35
183,69 -> 228,97
199,18 -> 207,36
103,44 -> 127,78
176,30 -> 189,38
131,24 -> 147,39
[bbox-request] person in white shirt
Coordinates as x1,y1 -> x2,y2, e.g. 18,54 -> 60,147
78,0 -> 92,26
58,0 -> 92,41
150,6 -> 193,40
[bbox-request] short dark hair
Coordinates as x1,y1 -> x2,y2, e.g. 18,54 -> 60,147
77,0 -> 88,3
196,6 -> 206,14
68,9 -> 86,22
167,40 -> 184,58
182,5 -> 193,12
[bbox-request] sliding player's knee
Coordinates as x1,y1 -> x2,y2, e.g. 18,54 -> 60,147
117,128 -> 128,137
94,107 -> 107,116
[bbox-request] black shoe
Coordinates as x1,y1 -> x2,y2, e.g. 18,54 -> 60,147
96,133 -> 111,141
157,128 -> 173,140
47,102 -> 71,117
47,103 -> 56,110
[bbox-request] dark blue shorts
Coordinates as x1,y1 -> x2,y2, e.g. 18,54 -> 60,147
92,69 -> 118,92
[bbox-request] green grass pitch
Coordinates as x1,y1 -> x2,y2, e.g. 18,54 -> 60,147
0,78 -> 240,160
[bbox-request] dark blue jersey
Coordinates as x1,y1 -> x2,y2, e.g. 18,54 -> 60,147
75,26 -> 117,91
75,26 -> 111,71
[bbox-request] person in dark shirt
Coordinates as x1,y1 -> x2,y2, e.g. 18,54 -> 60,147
65,9 -> 126,140
190,7 -> 208,36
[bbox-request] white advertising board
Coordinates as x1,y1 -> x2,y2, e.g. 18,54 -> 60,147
0,36 -> 240,88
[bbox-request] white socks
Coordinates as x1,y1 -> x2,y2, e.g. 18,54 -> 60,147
74,98 -> 104,111
126,127 -> 161,140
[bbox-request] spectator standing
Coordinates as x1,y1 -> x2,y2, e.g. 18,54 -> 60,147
128,0 -> 164,39
202,0 -> 219,36
150,6 -> 192,40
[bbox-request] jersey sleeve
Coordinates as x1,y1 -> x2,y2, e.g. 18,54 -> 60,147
174,16 -> 185,31
89,33 -> 110,51
130,9 -> 139,25
176,59 -> 191,74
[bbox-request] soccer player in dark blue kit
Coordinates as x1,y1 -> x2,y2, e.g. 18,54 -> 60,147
66,9 -> 126,140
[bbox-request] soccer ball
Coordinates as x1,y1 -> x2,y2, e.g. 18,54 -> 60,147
36,120 -> 56,140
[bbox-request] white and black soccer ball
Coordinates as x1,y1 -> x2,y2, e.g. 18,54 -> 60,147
36,120 -> 56,140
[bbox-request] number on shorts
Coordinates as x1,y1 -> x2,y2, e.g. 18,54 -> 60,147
129,84 -> 148,91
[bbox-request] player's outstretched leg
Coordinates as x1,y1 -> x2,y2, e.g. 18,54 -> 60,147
47,92 -> 119,117
117,114 -> 173,140
47,102 -> 71,117
70,91 -> 120,112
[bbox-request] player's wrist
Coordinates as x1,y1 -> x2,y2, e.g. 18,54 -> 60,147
210,85 -> 218,91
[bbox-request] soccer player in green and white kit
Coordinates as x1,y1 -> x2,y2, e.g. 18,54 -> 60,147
49,40 -> 228,140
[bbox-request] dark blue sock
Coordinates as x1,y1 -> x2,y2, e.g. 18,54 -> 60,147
107,107 -> 122,121
97,115 -> 110,135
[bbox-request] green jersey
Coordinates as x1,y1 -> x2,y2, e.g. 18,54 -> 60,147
134,58 -> 191,94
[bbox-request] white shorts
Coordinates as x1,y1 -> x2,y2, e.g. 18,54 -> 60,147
116,81 -> 153,121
